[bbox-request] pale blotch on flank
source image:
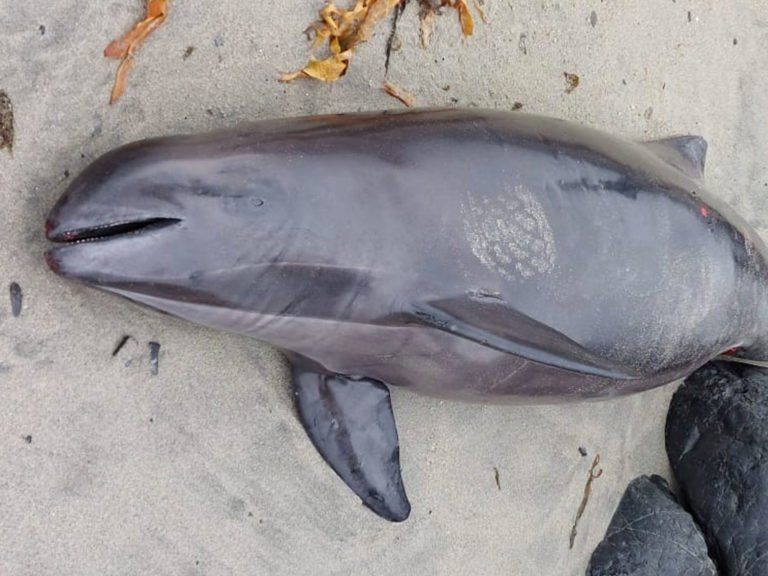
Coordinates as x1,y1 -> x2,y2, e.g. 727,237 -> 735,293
461,184 -> 557,280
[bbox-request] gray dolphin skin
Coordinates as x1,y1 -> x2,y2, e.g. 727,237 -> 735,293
45,109 -> 768,521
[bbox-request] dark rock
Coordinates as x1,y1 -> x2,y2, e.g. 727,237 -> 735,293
587,475 -> 717,576
667,360 -> 768,576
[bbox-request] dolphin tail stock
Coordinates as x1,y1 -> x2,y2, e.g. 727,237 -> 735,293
288,354 -> 411,522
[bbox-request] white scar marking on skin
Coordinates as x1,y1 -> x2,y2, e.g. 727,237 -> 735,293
462,185 -> 556,280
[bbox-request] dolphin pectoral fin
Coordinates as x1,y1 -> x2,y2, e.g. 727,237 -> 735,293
644,136 -> 708,180
290,361 -> 411,522
409,298 -> 639,380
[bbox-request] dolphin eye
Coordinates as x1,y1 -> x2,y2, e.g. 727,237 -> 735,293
251,198 -> 264,207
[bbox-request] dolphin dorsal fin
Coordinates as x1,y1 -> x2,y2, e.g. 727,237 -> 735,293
644,135 -> 708,180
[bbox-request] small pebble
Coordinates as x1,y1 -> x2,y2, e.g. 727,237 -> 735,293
564,72 -> 580,94
0,90 -> 14,153
9,282 -> 22,317
149,342 -> 161,376
518,33 -> 528,56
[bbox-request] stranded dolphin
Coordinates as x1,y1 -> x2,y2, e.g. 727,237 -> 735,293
44,109 -> 768,521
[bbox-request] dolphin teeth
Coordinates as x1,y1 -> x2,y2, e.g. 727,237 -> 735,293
50,218 -> 181,244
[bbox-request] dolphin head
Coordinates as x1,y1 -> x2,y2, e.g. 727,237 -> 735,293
45,134 -> 298,312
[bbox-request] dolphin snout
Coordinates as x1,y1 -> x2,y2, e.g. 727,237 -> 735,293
45,216 -> 181,244
43,249 -> 61,275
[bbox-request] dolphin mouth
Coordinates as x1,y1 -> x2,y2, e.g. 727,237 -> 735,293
46,217 -> 182,244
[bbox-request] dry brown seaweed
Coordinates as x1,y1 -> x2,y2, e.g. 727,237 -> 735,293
105,0 -> 169,103
282,0 -> 477,83
383,81 -> 414,106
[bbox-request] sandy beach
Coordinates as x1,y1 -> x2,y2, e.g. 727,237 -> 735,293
1,2 -> 767,574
